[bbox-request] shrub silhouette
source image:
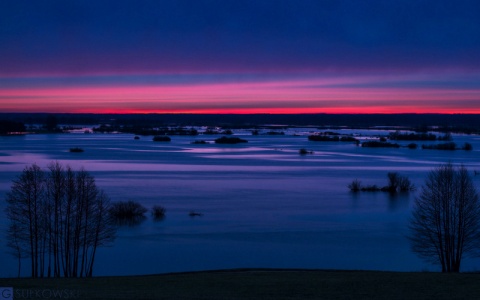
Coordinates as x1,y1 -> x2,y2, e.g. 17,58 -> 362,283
109,200 -> 147,226
438,132 -> 453,141
308,135 -> 339,141
340,136 -> 358,142
388,172 -> 415,192
348,173 -> 414,193
189,211 -> 203,217
422,142 -> 456,150
389,131 -> 437,141
361,185 -> 381,192
152,205 -> 166,220
361,141 -> 400,148
463,142 -> 473,151
299,148 -> 313,155
398,176 -> 415,192
348,179 -> 361,192
214,136 -> 248,144
69,147 -> 84,152
387,172 -> 400,192
308,135 -> 357,142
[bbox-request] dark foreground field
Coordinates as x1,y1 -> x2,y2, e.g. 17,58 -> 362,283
1,269 -> 479,300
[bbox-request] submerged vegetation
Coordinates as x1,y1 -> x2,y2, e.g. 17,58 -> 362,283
463,142 -> 473,150
96,126 -> 198,136
110,200 -> 147,219
204,128 -> 233,135
153,135 -> 171,142
407,143 -> 418,149
299,148 -> 314,155
109,201 -> 167,224
349,172 -> 415,193
308,134 -> 358,142
152,205 -> 166,220
389,131 -> 452,141
189,211 -> 203,217
420,142 -> 473,151
348,179 -> 362,192
192,140 -> 209,144
388,172 -> 415,192
215,136 -> 248,144
361,141 -> 400,148
265,131 -> 285,135
422,142 -> 456,150
69,147 -> 84,152
109,200 -> 148,226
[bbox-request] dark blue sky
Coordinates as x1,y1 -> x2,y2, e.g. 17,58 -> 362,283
2,0 -> 480,74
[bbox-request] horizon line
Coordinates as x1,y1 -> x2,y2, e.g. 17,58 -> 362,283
2,112 -> 480,116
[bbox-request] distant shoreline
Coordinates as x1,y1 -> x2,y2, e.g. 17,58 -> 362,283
2,112 -> 480,129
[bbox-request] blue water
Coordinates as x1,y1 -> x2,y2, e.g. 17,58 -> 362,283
1,130 -> 480,277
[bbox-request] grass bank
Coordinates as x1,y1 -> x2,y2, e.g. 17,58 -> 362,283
1,269 -> 479,300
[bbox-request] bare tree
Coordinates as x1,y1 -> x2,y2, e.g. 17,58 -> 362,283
85,190 -> 115,277
409,163 -> 480,272
46,161 -> 65,277
5,217 -> 26,277
5,164 -> 45,278
387,172 -> 399,192
5,162 -> 116,278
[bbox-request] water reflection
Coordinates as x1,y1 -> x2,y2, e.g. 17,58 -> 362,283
1,132 -> 480,276
112,216 -> 147,227
153,215 -> 166,222
387,192 -> 411,211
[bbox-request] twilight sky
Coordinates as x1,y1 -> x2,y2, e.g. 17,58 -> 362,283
1,0 -> 480,114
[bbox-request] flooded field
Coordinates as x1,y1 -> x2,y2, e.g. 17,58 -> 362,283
1,129 -> 480,277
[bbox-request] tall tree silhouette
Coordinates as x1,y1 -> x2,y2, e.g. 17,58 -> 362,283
5,162 -> 115,278
409,164 -> 480,272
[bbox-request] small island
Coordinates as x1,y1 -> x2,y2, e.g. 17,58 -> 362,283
348,172 -> 415,193
308,134 -> 357,142
153,135 -> 171,142
69,147 -> 84,152
191,140 -> 209,144
361,141 -> 400,148
421,142 -> 473,151
299,148 -> 313,155
214,136 -> 248,144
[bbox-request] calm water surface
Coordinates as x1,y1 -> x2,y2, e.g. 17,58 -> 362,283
1,130 -> 480,277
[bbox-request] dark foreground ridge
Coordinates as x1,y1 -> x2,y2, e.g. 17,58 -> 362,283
1,268 -> 479,300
